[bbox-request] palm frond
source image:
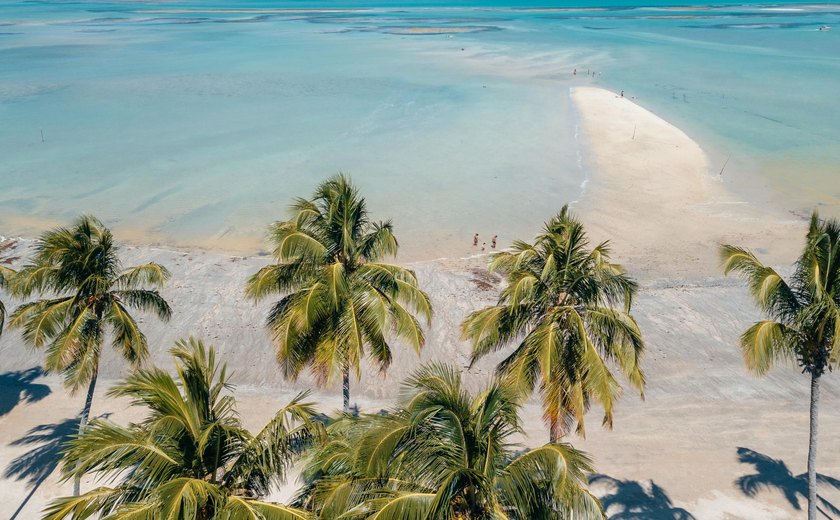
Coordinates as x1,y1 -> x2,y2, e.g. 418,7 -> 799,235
114,289 -> 172,321
156,478 -> 221,519
60,419 -> 178,484
463,304 -> 531,365
222,496 -> 312,520
9,297 -> 74,348
740,320 -> 798,375
721,244 -> 801,321
366,492 -> 436,520
225,391 -> 321,495
114,263 -> 170,290
106,301 -> 150,365
42,487 -> 124,520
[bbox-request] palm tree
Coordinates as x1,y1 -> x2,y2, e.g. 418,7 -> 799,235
721,211 -> 840,520
8,215 -> 171,495
42,337 -> 321,520
246,174 -> 432,413
462,206 -> 645,441
296,362 -> 604,519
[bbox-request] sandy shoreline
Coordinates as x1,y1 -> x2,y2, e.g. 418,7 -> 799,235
1,87 -> 837,519
571,87 -> 805,280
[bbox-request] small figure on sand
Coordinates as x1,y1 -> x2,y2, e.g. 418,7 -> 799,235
573,68 -> 577,75
481,242 -> 486,252
491,235 -> 497,249
620,90 -> 624,98
473,233 -> 479,247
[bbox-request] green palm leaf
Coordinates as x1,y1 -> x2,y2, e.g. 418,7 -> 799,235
42,487 -> 124,520
221,496 -> 312,520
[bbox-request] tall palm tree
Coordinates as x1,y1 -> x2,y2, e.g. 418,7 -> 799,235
246,174 -> 432,413
8,215 -> 171,495
721,211 -> 840,520
462,206 -> 645,441
296,362 -> 604,519
42,337 -> 321,520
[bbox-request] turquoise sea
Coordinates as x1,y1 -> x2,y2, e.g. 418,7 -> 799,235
1,0 -> 838,259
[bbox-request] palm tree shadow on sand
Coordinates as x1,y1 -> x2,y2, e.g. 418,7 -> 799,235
590,474 -> 695,519
4,418 -> 81,519
736,447 -> 840,519
0,367 -> 51,417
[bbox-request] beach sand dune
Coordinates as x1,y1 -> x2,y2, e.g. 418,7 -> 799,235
1,88 -> 837,519
572,86 -> 804,279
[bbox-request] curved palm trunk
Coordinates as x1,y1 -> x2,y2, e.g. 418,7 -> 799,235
807,371 -> 820,520
73,366 -> 98,496
343,367 -> 351,415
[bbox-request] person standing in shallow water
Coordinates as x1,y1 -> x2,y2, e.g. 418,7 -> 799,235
491,235 -> 497,249
473,233 -> 479,246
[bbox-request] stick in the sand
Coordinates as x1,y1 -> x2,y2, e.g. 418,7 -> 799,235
719,154 -> 731,176
632,125 -> 636,140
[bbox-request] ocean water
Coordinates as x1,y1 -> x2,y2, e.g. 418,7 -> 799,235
1,1 -> 838,259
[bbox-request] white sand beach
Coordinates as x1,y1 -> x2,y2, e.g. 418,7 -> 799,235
1,87 -> 837,519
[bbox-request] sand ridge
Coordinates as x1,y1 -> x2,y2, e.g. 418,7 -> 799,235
572,86 -> 805,280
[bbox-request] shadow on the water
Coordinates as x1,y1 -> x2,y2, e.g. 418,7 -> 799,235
590,474 -> 695,519
0,367 -> 51,417
736,447 -> 840,519
4,418 -> 78,520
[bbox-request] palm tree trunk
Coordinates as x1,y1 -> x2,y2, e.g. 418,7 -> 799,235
73,365 -> 98,496
343,367 -> 351,414
807,371 -> 820,520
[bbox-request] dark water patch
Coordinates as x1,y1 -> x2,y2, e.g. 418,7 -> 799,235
48,15 -> 212,26
132,186 -> 182,214
306,15 -> 508,25
544,9 -> 840,21
212,14 -> 279,24
0,83 -> 66,103
60,14 -> 292,26
0,44 -> 100,63
338,25 -> 502,35
140,16 -> 213,25
739,109 -> 795,128
682,21 -> 835,29
81,16 -> 129,23
0,198 -> 39,213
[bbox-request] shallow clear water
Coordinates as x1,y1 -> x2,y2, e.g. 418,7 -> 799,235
1,1 -> 839,259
